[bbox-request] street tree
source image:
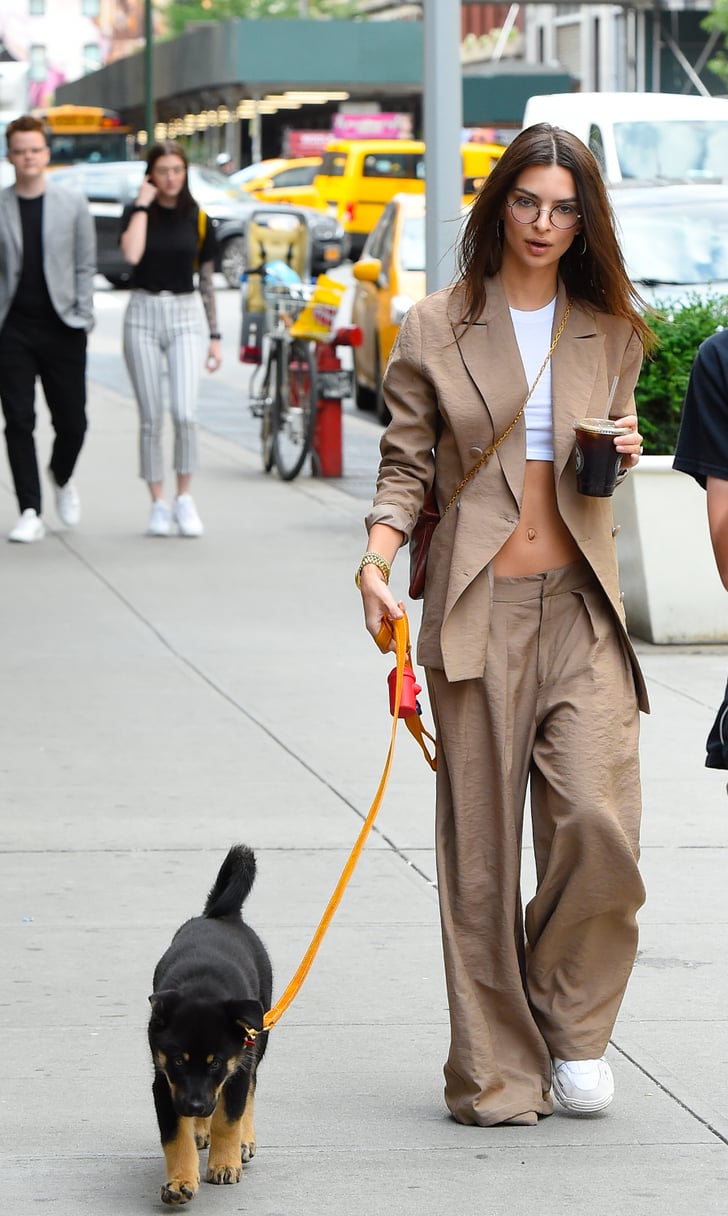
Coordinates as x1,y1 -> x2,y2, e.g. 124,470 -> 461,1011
702,2 -> 728,86
163,0 -> 362,39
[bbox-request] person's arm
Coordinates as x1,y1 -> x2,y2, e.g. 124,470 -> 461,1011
357,305 -> 438,651
357,523 -> 407,651
707,476 -> 728,590
120,177 -> 157,264
198,258 -> 221,372
610,329 -> 645,478
74,195 -> 96,331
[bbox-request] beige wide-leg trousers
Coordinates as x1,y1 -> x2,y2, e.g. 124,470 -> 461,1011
426,559 -> 644,1127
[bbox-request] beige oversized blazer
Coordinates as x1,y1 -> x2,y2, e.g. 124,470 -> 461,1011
366,274 -> 649,712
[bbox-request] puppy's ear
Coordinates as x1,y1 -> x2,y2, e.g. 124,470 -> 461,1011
227,998 -> 265,1033
148,989 -> 180,1025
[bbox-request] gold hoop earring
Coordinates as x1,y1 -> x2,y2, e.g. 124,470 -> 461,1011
576,234 -> 587,257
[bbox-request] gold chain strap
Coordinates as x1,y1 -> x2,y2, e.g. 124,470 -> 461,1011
442,302 -> 572,515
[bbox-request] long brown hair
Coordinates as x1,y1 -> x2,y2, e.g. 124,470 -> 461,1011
145,140 -> 196,215
456,123 -> 655,350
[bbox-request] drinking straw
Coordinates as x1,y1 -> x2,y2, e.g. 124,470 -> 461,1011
604,376 -> 619,417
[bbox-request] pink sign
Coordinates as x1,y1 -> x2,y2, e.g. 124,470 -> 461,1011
331,112 -> 412,140
287,130 -> 336,157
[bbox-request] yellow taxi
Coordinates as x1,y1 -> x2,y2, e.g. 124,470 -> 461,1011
315,139 -> 505,260
229,157 -> 324,209
351,193 -> 426,422
315,140 -> 426,260
462,141 -> 505,202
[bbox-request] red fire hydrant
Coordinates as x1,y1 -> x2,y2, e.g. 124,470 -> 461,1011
311,325 -> 362,479
312,341 -> 343,478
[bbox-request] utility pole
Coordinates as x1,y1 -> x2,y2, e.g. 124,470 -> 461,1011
144,0 -> 154,143
423,0 -> 463,292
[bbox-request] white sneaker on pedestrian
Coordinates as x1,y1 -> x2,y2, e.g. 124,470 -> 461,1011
147,500 -> 172,537
552,1057 -> 614,1114
173,493 -> 204,538
52,475 -> 81,527
8,508 -> 45,544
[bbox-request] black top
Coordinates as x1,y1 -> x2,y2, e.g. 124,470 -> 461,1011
119,201 -> 217,293
673,329 -> 728,489
8,195 -> 59,327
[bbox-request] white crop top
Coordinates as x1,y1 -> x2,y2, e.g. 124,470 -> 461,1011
509,297 -> 556,461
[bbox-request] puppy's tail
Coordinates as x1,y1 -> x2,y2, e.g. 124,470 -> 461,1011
203,844 -> 256,920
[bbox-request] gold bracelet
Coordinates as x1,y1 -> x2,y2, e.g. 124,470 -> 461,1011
355,551 -> 391,589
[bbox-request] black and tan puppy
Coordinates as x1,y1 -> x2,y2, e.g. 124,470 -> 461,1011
148,845 -> 273,1206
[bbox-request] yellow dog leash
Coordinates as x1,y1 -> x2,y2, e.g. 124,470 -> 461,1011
262,611 -> 435,1031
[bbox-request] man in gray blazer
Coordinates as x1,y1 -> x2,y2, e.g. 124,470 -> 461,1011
0,114 -> 95,543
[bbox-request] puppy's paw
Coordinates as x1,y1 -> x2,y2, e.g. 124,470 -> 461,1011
161,1176 -> 198,1205
241,1138 -> 256,1163
206,1159 -> 243,1186
194,1117 -> 211,1150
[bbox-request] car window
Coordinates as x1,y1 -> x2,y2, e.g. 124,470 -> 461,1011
616,199 -> 728,284
399,215 -> 425,272
614,120 -> 728,180
319,152 -> 347,177
361,153 -> 424,180
188,167 -> 240,203
366,204 -> 395,261
272,165 -> 318,187
589,126 -> 607,175
233,161 -> 272,184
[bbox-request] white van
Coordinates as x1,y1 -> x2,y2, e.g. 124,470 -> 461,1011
522,92 -> 728,183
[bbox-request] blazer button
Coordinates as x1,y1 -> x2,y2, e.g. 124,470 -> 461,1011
469,446 -> 483,457
619,591 -> 625,604
612,524 -> 621,537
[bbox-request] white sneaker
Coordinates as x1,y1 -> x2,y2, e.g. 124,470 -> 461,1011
147,500 -> 172,537
173,493 -> 204,538
552,1057 -> 614,1114
8,508 -> 45,544
52,475 -> 81,527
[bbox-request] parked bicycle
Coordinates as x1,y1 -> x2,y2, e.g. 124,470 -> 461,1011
247,273 -> 319,480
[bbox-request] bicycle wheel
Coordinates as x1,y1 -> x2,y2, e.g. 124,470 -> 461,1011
272,339 -> 317,481
253,346 -> 277,473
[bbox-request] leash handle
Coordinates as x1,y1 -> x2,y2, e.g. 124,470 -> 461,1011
263,612 -> 433,1030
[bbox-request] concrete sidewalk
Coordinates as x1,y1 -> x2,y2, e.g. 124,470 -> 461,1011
2,375 -> 727,1215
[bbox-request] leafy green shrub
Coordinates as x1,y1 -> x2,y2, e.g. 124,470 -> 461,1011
635,294 -> 728,454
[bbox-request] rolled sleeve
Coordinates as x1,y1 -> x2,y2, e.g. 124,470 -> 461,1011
365,303 -> 440,537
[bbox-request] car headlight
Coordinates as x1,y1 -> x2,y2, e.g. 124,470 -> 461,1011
309,215 -> 343,240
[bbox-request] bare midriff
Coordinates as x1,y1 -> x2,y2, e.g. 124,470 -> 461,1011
491,460 -> 581,577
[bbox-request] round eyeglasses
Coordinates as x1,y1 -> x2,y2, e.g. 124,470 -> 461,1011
506,196 -> 581,231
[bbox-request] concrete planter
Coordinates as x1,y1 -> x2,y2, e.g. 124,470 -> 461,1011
612,455 -> 728,643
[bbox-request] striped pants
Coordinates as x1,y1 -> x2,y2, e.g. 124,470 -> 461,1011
122,290 -> 204,483
427,559 -> 644,1126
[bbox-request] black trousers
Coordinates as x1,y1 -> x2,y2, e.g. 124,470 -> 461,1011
0,317 -> 88,514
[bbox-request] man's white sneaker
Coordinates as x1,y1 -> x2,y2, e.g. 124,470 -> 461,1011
173,493 -> 204,538
8,509 -> 45,544
147,500 -> 172,537
52,476 -> 81,527
552,1057 -> 614,1114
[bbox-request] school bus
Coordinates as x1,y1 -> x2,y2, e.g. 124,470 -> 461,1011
33,105 -> 133,166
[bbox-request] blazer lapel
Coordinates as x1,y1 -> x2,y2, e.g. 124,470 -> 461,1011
0,188 -> 22,255
448,276 -> 529,506
551,292 -> 604,481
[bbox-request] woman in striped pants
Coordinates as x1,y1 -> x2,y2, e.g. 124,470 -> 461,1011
120,141 -> 221,537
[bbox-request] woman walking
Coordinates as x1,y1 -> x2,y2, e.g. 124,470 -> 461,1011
356,124 -> 654,1126
120,141 -> 221,537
